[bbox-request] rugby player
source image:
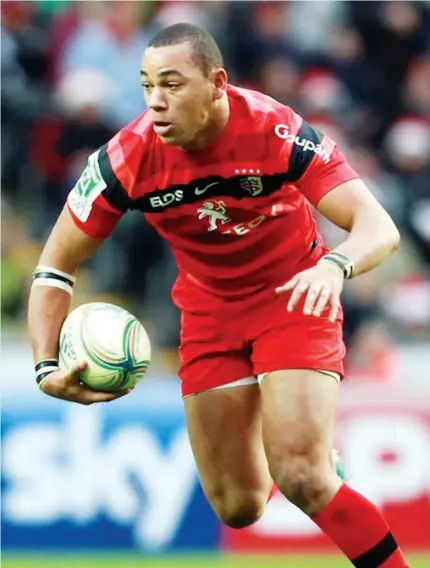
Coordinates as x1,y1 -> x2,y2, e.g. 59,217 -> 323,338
28,24 -> 407,567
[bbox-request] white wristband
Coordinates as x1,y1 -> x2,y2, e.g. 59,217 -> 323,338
32,266 -> 76,296
34,266 -> 76,283
32,278 -> 74,295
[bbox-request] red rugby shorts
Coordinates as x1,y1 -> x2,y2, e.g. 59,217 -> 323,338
178,283 -> 345,397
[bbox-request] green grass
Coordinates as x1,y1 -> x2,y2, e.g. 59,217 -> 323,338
2,554 -> 429,568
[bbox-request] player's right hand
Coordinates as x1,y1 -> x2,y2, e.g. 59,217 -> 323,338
39,361 -> 132,405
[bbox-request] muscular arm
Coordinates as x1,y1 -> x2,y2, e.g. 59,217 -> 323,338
283,116 -> 400,276
277,122 -> 400,317
28,206 -> 105,364
317,178 -> 401,277
277,179 -> 401,319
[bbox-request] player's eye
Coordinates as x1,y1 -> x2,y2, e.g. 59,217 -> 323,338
142,83 -> 153,91
167,83 -> 180,90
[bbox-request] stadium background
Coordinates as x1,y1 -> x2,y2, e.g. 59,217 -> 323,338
1,1 -> 430,567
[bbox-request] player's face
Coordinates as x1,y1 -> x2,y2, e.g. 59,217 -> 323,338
141,43 -> 226,149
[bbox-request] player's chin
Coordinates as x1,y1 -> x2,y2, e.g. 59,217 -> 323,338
157,134 -> 180,146
155,129 -> 182,145
156,129 -> 193,148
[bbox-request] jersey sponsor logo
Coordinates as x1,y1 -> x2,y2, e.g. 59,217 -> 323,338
149,190 -> 184,208
197,200 -> 230,231
194,182 -> 219,196
197,201 -> 280,236
68,150 -> 107,222
275,123 -> 330,164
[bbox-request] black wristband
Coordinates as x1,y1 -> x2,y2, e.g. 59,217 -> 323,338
36,371 -> 57,385
321,256 -> 348,279
35,359 -> 59,385
35,359 -> 59,372
321,253 -> 354,279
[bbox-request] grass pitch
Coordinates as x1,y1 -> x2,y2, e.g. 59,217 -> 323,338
2,554 -> 429,568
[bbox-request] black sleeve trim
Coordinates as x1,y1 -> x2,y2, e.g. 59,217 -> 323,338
287,121 -> 323,182
98,144 -> 131,212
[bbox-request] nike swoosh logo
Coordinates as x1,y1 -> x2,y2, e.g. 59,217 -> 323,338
195,182 -> 219,196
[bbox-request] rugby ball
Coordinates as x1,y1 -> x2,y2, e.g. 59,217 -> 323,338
59,302 -> 151,391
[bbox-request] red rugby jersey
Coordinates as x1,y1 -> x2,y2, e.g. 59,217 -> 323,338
67,84 -> 359,304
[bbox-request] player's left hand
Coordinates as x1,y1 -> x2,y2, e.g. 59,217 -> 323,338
275,260 -> 344,323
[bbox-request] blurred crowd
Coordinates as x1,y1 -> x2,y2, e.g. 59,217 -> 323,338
2,1 -> 430,375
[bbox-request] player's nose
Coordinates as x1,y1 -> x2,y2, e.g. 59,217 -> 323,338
147,87 -> 168,111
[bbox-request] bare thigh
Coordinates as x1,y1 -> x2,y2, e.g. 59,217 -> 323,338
261,369 -> 339,458
184,384 -> 272,528
260,369 -> 341,514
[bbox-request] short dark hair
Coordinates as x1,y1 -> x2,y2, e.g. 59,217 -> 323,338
148,23 -> 224,76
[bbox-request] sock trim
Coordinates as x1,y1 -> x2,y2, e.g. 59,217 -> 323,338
352,532 -> 398,568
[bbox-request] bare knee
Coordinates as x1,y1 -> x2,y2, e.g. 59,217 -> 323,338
269,451 -> 338,516
207,487 -> 268,528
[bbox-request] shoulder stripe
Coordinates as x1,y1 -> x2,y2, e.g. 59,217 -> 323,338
108,131 -> 139,191
287,121 -> 324,182
98,144 -> 131,212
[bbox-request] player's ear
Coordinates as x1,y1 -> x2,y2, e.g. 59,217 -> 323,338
212,68 -> 227,101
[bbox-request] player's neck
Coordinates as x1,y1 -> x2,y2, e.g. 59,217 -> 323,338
182,94 -> 230,153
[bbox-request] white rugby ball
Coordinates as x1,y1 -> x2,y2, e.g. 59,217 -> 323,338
59,302 -> 151,391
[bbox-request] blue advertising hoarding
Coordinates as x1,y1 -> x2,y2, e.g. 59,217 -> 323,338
1,379 -> 221,551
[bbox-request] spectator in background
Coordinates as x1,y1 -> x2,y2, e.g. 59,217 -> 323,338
384,117 -> 430,266
348,147 -> 405,226
60,0 -> 159,128
1,1 -> 50,84
403,54 -> 430,117
257,54 -> 301,110
384,116 -> 430,176
27,68 -> 115,229
287,0 -> 349,56
298,67 -> 356,127
324,23 -> 384,146
1,1 -> 50,195
54,68 -> 115,202
155,0 -> 213,29
350,0 -> 430,128
225,1 -> 299,85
